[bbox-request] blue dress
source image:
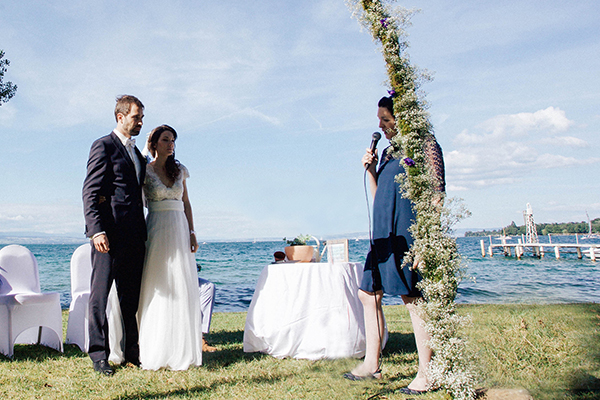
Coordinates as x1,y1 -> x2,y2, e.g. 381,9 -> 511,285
360,147 -> 421,297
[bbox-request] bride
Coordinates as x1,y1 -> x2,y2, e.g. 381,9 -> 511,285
137,124 -> 203,370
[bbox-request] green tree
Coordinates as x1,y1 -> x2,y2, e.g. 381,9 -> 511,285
0,50 -> 17,105
505,221 -> 518,235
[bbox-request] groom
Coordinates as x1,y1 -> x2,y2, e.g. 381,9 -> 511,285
82,95 -> 147,376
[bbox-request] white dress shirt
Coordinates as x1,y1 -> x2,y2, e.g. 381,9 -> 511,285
113,129 -> 142,184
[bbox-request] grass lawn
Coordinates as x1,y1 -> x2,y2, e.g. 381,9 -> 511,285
0,304 -> 598,399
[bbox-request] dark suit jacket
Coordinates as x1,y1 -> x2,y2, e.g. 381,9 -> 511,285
83,132 -> 147,242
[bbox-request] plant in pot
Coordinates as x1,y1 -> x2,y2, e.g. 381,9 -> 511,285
283,234 -> 319,262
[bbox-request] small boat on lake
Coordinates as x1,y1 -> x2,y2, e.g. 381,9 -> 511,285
581,212 -> 600,240
582,248 -> 600,259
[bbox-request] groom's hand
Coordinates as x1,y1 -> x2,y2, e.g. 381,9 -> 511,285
93,234 -> 110,253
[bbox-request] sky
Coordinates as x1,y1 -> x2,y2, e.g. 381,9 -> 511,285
0,0 -> 599,241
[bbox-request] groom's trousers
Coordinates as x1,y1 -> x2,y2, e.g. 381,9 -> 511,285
88,237 -> 145,363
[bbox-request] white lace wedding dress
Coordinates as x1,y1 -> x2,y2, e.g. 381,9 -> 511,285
137,163 -> 202,370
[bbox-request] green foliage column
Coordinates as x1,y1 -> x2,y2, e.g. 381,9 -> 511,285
346,1 -> 476,398
0,50 -> 17,105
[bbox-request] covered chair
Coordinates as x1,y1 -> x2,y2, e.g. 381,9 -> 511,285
0,245 -> 63,358
65,243 -> 124,363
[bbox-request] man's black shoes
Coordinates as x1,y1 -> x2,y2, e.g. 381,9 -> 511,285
93,359 -> 114,376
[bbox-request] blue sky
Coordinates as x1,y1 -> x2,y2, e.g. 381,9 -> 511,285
1,0 -> 598,240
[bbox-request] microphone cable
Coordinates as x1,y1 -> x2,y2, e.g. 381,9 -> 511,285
363,163 -> 383,374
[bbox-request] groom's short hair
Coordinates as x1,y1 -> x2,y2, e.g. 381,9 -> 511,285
114,95 -> 144,121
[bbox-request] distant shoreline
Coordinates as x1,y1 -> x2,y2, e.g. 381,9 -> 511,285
465,218 -> 600,237
0,236 -> 88,245
2,230 -> 597,245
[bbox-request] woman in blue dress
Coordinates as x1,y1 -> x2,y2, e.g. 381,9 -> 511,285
344,96 -> 445,395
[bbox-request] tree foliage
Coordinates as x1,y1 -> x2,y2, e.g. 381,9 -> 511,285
465,218 -> 600,237
0,50 -> 17,106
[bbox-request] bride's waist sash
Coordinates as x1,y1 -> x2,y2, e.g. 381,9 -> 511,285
148,200 -> 184,212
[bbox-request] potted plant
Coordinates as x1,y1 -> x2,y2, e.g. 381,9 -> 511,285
283,234 -> 319,262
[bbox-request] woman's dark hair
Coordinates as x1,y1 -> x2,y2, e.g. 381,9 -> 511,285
378,96 -> 394,115
148,124 -> 181,182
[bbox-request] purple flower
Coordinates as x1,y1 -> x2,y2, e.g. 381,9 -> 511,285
403,157 -> 415,167
387,89 -> 396,97
380,18 -> 388,28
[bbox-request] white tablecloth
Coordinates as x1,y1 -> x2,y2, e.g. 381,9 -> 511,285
243,262 -> 366,360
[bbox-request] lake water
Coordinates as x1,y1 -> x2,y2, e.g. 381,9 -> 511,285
2,236 -> 599,312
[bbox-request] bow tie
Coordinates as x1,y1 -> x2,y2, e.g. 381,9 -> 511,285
125,138 -> 136,148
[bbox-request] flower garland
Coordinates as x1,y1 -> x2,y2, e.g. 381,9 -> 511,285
346,1 -> 477,399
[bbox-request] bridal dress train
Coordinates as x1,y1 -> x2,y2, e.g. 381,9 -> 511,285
137,164 -> 202,370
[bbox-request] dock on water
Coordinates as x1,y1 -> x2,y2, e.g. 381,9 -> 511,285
480,234 -> 600,261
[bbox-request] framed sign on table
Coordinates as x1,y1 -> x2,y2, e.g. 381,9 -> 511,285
326,239 -> 349,263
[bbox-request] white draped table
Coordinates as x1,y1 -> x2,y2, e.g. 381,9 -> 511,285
243,262 -> 367,360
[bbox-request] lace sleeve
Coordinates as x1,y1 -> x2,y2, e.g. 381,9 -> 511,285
180,164 -> 189,180
424,135 -> 445,193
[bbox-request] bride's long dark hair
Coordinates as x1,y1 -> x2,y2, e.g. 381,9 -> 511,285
148,124 -> 181,182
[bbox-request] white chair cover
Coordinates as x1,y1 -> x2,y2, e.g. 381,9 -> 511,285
65,243 -> 124,363
0,245 -> 63,358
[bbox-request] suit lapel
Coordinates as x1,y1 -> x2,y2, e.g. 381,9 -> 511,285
134,147 -> 146,184
110,132 -> 135,168
110,132 -> 142,185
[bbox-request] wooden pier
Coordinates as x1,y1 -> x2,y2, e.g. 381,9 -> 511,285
480,234 -> 600,261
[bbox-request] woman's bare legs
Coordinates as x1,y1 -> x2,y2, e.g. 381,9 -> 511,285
350,289 -> 385,377
402,295 -> 432,391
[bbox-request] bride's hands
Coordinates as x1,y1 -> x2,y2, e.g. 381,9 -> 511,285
190,232 -> 198,253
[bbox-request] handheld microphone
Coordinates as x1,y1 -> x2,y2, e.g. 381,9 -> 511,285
365,132 -> 381,168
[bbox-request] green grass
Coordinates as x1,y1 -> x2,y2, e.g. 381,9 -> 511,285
0,304 -> 598,399
461,304 -> 600,400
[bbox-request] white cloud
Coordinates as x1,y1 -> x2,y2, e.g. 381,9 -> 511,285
540,136 -> 588,148
202,107 -> 281,127
447,107 -> 597,190
1,5 -> 284,131
456,107 -> 574,146
195,210 -> 288,241
237,108 -> 281,126
541,202 -> 600,214
480,106 -> 573,135
446,184 -> 468,192
533,154 -> 600,169
0,203 -> 84,235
